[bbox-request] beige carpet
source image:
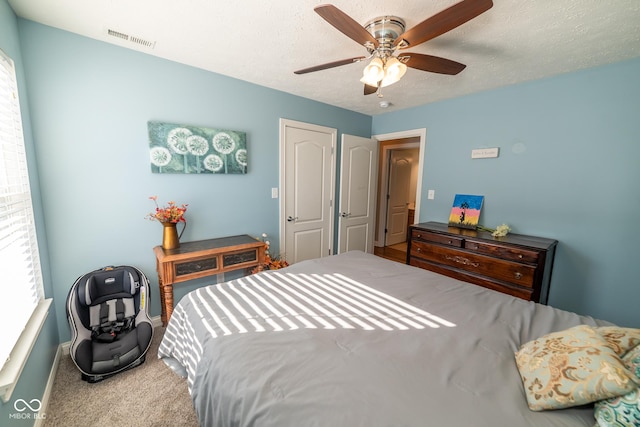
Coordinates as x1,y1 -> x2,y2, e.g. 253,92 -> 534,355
44,327 -> 198,427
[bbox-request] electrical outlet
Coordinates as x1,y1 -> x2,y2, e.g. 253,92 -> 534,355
271,188 -> 278,199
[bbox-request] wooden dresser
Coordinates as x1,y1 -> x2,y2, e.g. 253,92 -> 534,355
407,222 -> 557,304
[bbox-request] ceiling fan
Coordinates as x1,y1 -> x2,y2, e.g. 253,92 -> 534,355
294,0 -> 493,97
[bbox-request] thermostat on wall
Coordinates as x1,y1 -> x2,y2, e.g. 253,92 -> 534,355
471,147 -> 499,159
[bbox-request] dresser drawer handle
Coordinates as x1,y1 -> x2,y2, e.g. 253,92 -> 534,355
518,254 -> 523,259
514,272 -> 523,280
447,240 -> 453,244
445,255 -> 479,268
416,234 -> 421,238
416,248 -> 421,252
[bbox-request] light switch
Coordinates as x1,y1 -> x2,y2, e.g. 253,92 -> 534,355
428,189 -> 435,200
271,188 -> 278,199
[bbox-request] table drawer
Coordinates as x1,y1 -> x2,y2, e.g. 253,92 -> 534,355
175,256 -> 219,277
464,239 -> 540,263
411,241 -> 536,288
411,230 -> 463,248
222,249 -> 258,268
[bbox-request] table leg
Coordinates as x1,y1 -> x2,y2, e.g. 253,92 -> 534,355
160,281 -> 174,326
158,277 -> 167,326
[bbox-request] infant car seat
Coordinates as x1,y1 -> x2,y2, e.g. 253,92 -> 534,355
66,265 -> 153,382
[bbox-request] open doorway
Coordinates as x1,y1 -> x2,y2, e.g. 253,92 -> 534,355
373,133 -> 424,263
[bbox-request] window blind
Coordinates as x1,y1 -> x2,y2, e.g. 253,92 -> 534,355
0,48 -> 45,371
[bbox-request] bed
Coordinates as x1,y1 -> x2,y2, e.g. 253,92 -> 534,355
158,251 -> 636,426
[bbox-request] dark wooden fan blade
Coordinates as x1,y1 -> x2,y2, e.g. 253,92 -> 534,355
394,0 -> 493,48
402,53 -> 466,75
364,84 -> 378,95
314,4 -> 379,48
294,56 -> 366,75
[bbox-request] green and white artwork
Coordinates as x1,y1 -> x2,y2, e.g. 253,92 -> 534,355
147,121 -> 247,174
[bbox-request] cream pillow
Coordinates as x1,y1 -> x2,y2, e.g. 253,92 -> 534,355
596,326 -> 640,357
515,325 -> 636,411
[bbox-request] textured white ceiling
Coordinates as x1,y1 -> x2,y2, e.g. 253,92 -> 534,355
8,0 -> 640,116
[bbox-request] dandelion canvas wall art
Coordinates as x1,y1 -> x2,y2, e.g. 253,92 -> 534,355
147,121 -> 247,174
448,194 -> 484,229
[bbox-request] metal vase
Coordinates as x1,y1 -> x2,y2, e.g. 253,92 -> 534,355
162,222 -> 180,250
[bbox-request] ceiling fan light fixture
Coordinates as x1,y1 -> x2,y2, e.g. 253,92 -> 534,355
380,57 -> 407,87
360,57 -> 385,86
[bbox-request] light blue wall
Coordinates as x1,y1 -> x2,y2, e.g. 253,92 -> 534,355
373,58 -> 640,327
3,2 -> 638,421
0,1 -> 58,424
16,19 -> 372,343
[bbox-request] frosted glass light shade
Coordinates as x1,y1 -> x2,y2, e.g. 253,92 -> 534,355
360,58 -> 384,86
380,57 -> 407,87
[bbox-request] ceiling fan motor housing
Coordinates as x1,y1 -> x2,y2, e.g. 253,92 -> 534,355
364,16 -> 405,57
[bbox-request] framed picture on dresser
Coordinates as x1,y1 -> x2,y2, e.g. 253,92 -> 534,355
448,194 -> 484,229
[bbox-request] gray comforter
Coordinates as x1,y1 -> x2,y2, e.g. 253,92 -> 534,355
159,251 -> 607,426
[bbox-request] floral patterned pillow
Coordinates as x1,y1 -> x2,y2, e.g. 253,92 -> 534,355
596,327 -> 640,357
594,344 -> 640,427
515,325 -> 636,411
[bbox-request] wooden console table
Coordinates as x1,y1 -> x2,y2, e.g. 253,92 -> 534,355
154,234 -> 266,326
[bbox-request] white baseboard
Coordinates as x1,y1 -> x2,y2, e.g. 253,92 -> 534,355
35,344 -> 62,427
60,341 -> 70,356
151,315 -> 164,328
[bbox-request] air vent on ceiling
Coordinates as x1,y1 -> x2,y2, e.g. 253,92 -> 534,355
106,28 -> 156,49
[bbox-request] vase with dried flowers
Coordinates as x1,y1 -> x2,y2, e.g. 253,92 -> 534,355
146,196 -> 188,249
251,233 -> 289,274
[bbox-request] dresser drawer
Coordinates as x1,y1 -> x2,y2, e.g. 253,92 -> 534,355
409,257 -> 535,300
411,241 -> 536,288
411,230 -> 462,248
464,239 -> 540,263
